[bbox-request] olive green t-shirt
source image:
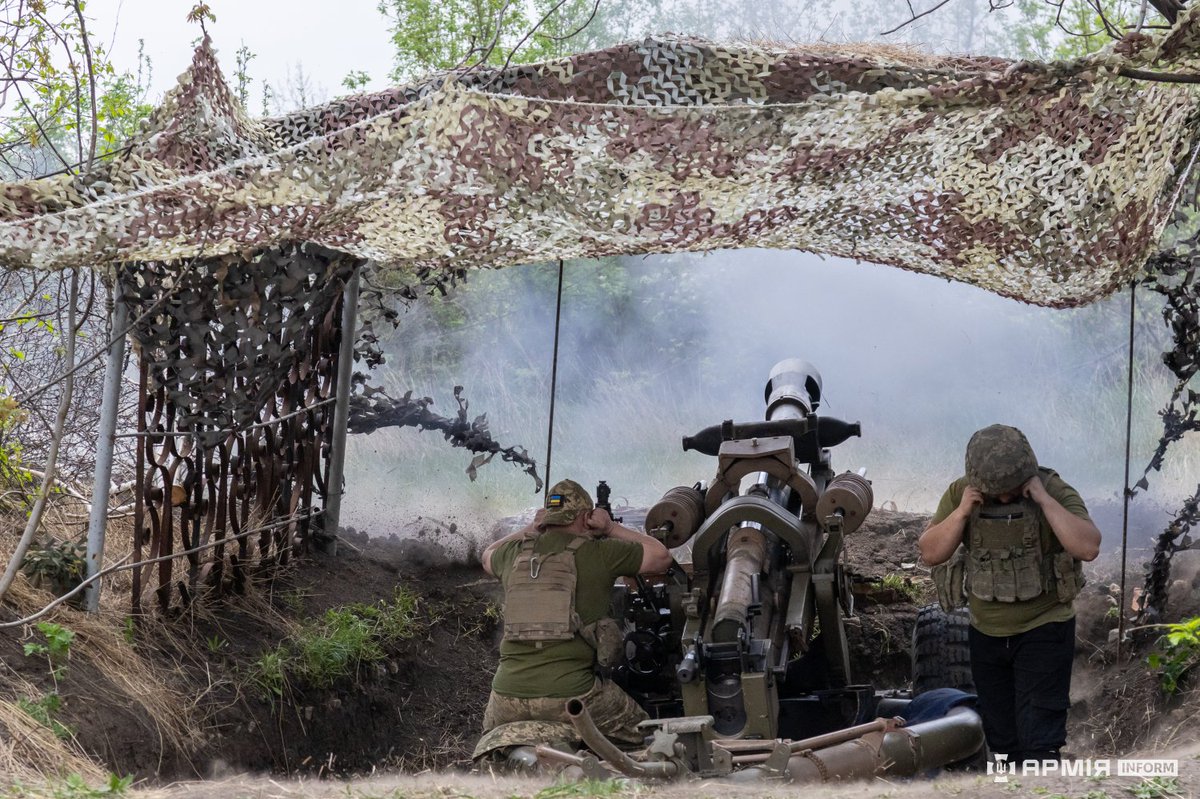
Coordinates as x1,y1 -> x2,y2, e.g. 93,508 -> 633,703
931,468 -> 1092,636
490,531 -> 643,698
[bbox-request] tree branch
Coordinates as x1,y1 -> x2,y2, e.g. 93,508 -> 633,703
879,0 -> 954,36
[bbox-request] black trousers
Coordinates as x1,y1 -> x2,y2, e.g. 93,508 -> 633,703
968,616 -> 1075,764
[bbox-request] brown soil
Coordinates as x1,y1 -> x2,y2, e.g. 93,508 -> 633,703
3,508 -> 1198,788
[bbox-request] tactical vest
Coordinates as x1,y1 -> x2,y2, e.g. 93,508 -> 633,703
933,498 -> 1085,611
502,532 -> 586,645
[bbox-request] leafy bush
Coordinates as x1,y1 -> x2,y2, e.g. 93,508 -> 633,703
24,621 -> 74,682
0,393 -> 31,505
1147,617 -> 1200,695
21,541 -> 87,602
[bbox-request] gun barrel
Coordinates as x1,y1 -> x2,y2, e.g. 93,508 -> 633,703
711,527 -> 768,643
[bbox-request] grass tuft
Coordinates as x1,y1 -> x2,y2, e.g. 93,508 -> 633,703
247,588 -> 423,699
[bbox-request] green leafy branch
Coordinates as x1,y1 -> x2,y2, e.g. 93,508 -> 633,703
1145,617 -> 1200,695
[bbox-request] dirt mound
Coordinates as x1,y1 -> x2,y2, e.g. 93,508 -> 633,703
184,529 -> 503,776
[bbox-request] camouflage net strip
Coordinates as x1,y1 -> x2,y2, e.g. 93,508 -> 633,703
5,15 -> 1200,305
1132,252 -> 1200,625
124,245 -> 350,609
347,385 -> 543,492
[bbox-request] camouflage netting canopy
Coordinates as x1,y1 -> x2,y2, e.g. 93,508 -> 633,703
5,11 -> 1200,305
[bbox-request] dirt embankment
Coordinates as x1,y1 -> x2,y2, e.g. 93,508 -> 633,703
1,508 -> 1198,787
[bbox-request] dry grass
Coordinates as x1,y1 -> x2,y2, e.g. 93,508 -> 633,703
0,689 -> 106,786
0,501 -> 202,785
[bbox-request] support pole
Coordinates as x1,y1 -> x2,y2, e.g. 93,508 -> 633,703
84,279 -> 129,612
543,258 -> 565,503
1118,280 -> 1136,659
322,264 -> 362,553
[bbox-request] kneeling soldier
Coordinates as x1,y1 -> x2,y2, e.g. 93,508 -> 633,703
474,479 -> 672,760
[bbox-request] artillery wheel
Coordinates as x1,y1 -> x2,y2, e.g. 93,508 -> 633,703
911,603 -> 974,696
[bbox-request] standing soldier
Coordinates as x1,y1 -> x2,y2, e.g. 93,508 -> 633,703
473,478 -> 672,764
918,425 -> 1101,766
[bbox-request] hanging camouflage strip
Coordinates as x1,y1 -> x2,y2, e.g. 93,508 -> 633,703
1131,252 -> 1200,625
123,244 -> 353,610
347,385 -> 544,492
5,14 -> 1200,305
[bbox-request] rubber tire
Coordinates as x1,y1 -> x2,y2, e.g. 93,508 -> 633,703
911,603 -> 975,696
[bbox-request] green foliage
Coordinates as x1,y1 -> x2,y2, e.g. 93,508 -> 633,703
378,0 -> 604,82
870,573 -> 923,603
280,587 -> 309,614
23,621 -> 75,684
1003,0 -> 1144,60
121,616 -> 136,645
205,634 -> 228,654
532,779 -> 627,798
249,650 -> 287,700
0,393 -> 32,498
1032,791 -> 1087,799
7,773 -> 133,799
1147,617 -> 1200,695
0,2 -> 155,179
186,4 -> 217,29
247,589 -> 421,699
233,43 -> 256,107
18,692 -> 72,740
290,607 -> 384,687
1128,777 -> 1182,799
342,70 -> 372,92
20,540 -> 87,602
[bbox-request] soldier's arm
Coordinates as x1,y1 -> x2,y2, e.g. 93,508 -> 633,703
482,528 -> 529,577
481,510 -> 546,576
1023,476 -> 1101,561
587,509 -> 672,573
919,486 -> 982,566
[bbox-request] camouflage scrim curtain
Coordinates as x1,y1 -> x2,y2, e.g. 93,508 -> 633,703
3,12 -> 1200,306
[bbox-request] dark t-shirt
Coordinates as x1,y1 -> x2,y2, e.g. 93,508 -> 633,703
930,467 -> 1091,636
490,530 -> 643,697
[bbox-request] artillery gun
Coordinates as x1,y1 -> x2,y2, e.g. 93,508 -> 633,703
483,359 -> 984,782
615,358 -> 879,741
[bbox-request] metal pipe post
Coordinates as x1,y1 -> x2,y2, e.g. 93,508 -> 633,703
84,280 -> 129,612
322,265 -> 362,553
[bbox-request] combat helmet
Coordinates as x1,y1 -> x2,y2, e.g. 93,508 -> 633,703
965,424 -> 1038,495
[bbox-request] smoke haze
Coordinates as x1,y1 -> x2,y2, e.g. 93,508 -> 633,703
343,248 -> 1183,551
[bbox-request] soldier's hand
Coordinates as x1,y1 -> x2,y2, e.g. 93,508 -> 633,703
1021,475 -> 1049,504
585,508 -> 614,538
958,486 -> 984,516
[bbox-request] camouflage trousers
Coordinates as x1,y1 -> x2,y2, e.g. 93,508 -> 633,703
481,678 -> 649,747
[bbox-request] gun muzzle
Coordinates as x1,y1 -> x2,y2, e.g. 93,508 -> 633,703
765,358 -> 823,420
